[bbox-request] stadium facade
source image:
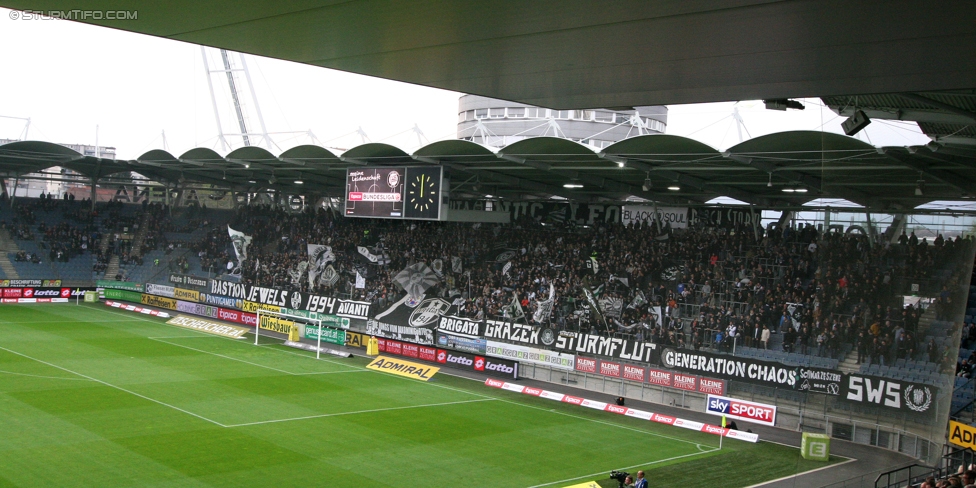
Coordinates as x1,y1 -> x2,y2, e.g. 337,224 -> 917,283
457,94 -> 668,149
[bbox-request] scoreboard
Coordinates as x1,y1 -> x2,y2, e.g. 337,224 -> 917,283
345,166 -> 443,220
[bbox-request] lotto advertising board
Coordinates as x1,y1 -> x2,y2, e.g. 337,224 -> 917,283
376,337 -> 519,379
705,394 -> 777,427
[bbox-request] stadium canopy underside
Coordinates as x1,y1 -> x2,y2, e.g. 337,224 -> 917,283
1,1 -> 972,109
2,132 -> 975,212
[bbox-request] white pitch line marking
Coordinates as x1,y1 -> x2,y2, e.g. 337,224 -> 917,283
225,398 -> 496,428
0,344 -> 227,428
148,337 -> 363,376
527,448 -> 719,488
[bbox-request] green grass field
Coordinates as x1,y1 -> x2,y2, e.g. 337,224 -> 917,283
0,304 -> 842,487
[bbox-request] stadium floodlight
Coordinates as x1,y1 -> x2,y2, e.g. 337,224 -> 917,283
763,98 -> 805,111
841,110 -> 871,136
667,185 -> 680,191
642,172 -> 652,191
563,182 -> 583,189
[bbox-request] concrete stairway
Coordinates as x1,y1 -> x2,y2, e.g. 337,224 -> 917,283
0,228 -> 20,279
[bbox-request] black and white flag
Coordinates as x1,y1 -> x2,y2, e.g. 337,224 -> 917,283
628,290 -> 647,310
432,259 -> 444,277
451,256 -> 463,273
532,283 -> 556,324
502,261 -> 513,276
320,265 -> 340,287
227,225 -> 252,268
307,244 -> 335,286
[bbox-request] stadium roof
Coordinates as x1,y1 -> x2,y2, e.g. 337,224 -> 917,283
2,1 -> 972,109
2,132 -> 974,212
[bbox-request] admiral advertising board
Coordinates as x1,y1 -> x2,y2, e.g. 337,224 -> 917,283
840,373 -> 936,416
209,280 -> 371,321
173,288 -> 200,302
705,394 -> 777,427
659,347 -> 839,394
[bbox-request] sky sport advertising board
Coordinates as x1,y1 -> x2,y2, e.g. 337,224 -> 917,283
705,394 -> 777,427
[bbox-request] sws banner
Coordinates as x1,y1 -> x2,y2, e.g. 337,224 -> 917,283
209,279 -> 371,320
840,373 -> 936,416
659,347 -> 840,393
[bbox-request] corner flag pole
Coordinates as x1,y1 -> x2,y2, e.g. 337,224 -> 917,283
720,415 -> 726,450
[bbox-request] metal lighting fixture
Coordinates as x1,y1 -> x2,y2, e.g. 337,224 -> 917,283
781,188 -> 794,193
667,185 -> 680,191
294,179 -> 304,185
248,180 -> 257,184
763,98 -> 805,111
563,182 -> 584,189
915,179 -> 925,196
794,188 -> 808,193
268,175 -> 277,184
642,172 -> 652,192
767,172 -> 773,187
841,109 -> 871,136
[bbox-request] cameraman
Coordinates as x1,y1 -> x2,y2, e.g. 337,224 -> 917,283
634,470 -> 647,488
622,475 -> 635,487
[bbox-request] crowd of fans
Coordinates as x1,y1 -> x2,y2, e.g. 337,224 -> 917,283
169,204 -> 976,371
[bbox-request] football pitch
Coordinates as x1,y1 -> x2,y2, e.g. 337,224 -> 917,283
0,304 -> 841,487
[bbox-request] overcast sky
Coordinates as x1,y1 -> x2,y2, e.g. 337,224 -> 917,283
0,9 -> 932,160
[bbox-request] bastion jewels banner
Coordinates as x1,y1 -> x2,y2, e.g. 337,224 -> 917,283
208,280 -> 371,321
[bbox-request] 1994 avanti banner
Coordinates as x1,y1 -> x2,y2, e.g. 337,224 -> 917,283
209,279 -> 371,321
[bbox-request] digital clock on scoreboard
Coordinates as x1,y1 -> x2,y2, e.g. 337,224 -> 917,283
345,166 -> 442,220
